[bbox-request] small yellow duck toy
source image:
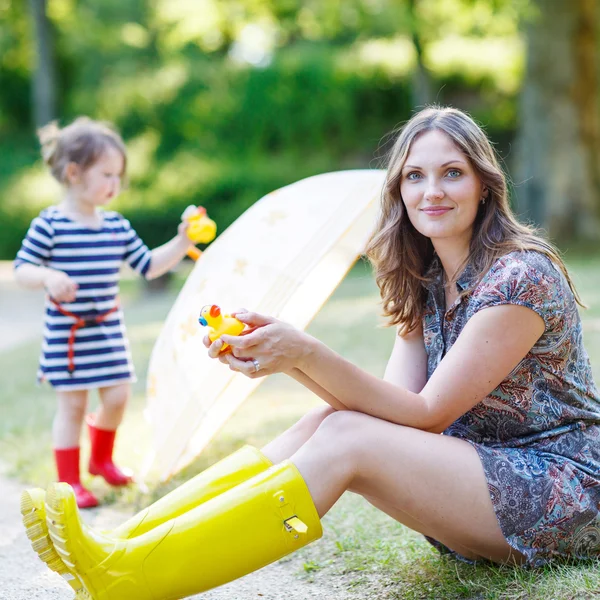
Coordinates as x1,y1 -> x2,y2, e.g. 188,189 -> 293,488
182,205 -> 217,261
198,304 -> 244,351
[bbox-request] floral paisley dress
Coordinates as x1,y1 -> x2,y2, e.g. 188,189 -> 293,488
423,250 -> 600,566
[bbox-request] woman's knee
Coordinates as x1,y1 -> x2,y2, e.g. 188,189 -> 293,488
320,409 -> 368,430
289,405 -> 337,437
293,411 -> 373,482
303,405 -> 337,428
314,410 -> 370,448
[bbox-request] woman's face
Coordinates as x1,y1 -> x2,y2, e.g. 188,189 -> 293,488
399,129 -> 486,246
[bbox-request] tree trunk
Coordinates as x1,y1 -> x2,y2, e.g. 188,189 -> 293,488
28,0 -> 57,128
408,0 -> 433,109
515,0 -> 600,240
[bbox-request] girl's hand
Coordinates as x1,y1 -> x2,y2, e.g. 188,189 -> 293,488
177,219 -> 192,244
204,310 -> 311,378
44,269 -> 78,303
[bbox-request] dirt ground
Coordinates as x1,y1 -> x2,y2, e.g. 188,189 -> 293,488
0,262 -> 355,600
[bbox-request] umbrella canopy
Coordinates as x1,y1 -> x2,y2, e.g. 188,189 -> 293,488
141,169 -> 386,482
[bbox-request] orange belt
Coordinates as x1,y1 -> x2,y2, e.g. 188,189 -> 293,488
50,299 -> 119,374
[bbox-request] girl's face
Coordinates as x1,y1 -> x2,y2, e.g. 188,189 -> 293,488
399,129 -> 486,247
72,146 -> 124,207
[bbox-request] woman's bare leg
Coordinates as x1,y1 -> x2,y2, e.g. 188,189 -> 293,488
262,405 -> 336,463
359,494 -> 483,561
291,411 -> 525,565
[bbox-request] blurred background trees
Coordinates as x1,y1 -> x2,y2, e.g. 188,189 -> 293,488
516,0 -> 600,239
0,0 -> 598,257
28,0 -> 56,127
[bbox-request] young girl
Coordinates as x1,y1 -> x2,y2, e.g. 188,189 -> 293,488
15,117 -> 195,508
24,107 -> 600,599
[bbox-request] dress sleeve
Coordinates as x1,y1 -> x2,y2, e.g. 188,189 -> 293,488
470,253 -> 565,332
122,217 -> 152,277
14,215 -> 55,269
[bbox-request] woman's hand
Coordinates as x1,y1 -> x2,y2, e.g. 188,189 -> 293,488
203,310 -> 312,378
44,269 -> 78,303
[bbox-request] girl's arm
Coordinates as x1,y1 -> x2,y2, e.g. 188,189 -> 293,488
13,215 -> 74,296
145,230 -> 193,281
218,305 -> 544,432
14,263 -> 57,289
14,263 -> 78,302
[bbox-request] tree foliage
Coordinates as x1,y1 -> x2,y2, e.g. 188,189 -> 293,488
0,0 -> 532,257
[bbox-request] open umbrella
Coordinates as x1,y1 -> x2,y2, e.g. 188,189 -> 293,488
140,169 -> 386,481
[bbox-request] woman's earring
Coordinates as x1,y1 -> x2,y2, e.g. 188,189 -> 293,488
480,196 -> 486,205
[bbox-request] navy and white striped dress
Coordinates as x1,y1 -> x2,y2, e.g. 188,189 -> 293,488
14,206 -> 152,391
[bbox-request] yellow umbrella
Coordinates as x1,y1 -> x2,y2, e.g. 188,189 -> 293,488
140,169 -> 386,482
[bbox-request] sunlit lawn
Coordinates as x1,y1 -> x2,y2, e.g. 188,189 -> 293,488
1,257 -> 599,599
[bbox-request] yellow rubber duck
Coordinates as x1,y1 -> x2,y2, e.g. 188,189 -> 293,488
198,304 -> 244,351
182,206 -> 217,261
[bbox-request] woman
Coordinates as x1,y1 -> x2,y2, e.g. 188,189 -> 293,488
25,106 -> 600,599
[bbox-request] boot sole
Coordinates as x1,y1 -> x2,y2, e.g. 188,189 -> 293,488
21,488 -> 91,599
45,484 -> 95,599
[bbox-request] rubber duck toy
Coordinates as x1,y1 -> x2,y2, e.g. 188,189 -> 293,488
198,304 -> 244,351
182,205 -> 217,261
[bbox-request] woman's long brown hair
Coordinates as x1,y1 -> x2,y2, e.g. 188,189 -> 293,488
366,106 -> 582,335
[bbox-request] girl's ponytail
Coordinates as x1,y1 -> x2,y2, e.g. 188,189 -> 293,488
38,121 -> 61,167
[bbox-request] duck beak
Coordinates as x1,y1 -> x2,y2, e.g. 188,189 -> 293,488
198,316 -> 208,327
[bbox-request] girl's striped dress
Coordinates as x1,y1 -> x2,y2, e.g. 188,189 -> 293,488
14,206 -> 152,391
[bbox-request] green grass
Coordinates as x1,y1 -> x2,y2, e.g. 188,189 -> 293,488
2,258 -> 600,598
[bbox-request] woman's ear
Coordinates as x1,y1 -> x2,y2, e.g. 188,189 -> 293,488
64,162 -> 81,185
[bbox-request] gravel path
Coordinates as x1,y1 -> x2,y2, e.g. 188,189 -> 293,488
0,262 -> 353,600
0,473 -> 72,600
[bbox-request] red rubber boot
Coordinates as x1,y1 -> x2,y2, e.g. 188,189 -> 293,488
87,414 -> 133,486
54,447 -> 98,509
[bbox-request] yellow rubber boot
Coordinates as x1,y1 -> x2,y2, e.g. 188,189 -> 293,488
22,446 -> 271,587
20,489 -> 87,597
45,460 -> 322,600
112,444 -> 272,538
